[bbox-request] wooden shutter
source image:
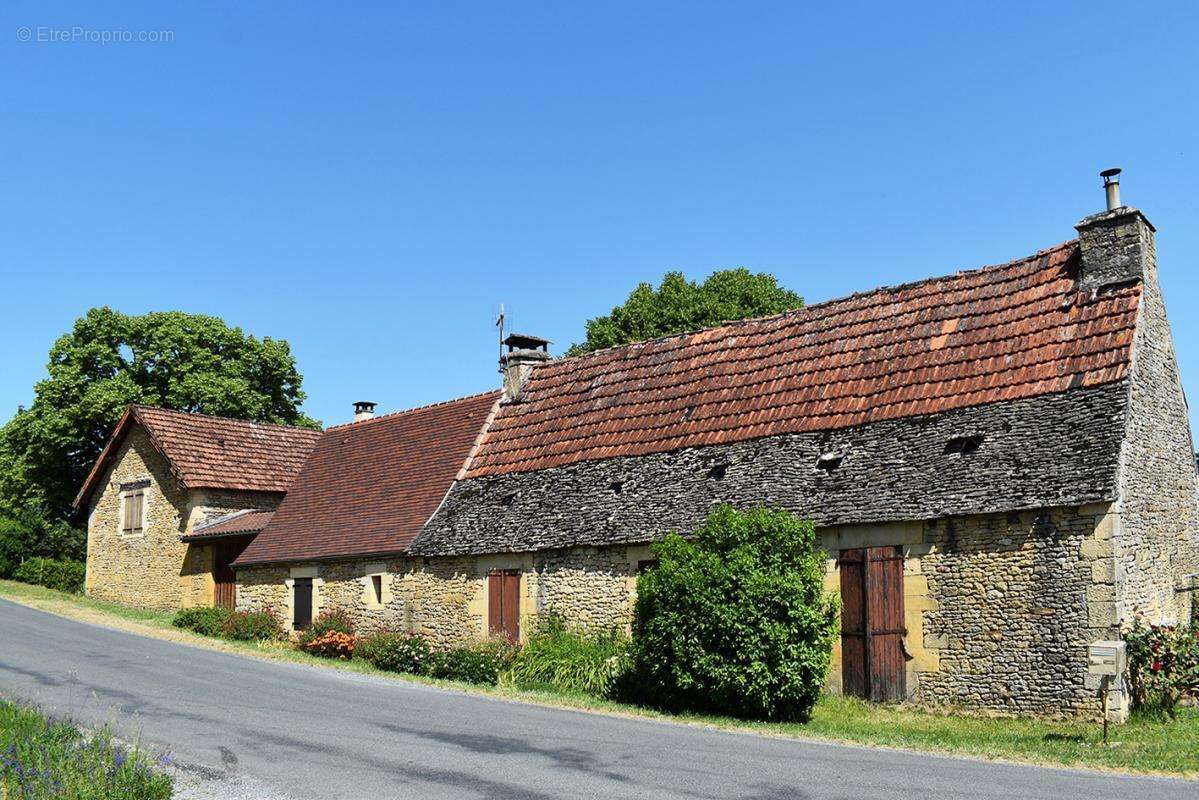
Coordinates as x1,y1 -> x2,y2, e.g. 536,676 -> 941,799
839,546 -> 906,702
866,546 -> 906,702
488,570 -> 521,642
132,492 -> 143,533
122,493 -> 131,533
838,549 -> 869,699
293,578 -> 313,630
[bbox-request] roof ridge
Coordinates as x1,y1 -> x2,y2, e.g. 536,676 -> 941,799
560,239 -> 1078,363
323,389 -> 501,431
132,405 -> 322,434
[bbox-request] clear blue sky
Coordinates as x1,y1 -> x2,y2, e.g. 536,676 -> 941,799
4,2 -> 1198,433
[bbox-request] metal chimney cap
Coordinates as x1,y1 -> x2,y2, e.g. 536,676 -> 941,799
353,401 -> 377,413
1100,167 -> 1122,182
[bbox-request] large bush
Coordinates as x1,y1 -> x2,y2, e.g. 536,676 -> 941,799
0,509 -> 85,578
172,607 -> 234,638
357,632 -> 433,674
13,557 -> 85,593
220,609 -> 282,642
504,616 -> 629,698
1124,617 -> 1199,718
628,505 -> 839,722
428,639 -> 517,685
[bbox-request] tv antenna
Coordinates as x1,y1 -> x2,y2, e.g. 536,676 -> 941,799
495,303 -> 506,368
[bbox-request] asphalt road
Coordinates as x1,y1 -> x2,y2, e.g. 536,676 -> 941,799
0,599 -> 1193,800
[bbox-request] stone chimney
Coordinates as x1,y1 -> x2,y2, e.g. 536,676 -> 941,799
500,333 -> 550,403
1075,168 -> 1156,292
353,401 -> 377,422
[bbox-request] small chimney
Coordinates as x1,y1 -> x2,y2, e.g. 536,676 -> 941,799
1075,168 -> 1155,291
500,333 -> 550,403
1101,167 -> 1122,210
353,401 -> 377,422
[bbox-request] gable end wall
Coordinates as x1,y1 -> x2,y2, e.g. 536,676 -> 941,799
1115,235 -> 1199,624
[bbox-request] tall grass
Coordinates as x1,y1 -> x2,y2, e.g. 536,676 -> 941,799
503,617 -> 629,698
0,698 -> 172,799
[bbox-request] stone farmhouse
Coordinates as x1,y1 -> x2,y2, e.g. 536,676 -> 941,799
76,189 -> 1199,717
75,406 -> 320,610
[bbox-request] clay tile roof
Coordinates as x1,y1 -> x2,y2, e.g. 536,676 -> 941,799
183,510 -> 274,541
466,240 -> 1143,478
234,391 -> 500,565
73,407 -> 322,509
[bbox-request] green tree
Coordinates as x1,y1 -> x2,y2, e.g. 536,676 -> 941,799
0,307 -> 318,520
628,505 -> 839,722
567,269 -> 803,356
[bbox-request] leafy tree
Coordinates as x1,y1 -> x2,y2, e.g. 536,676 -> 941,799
627,505 -> 839,722
0,307 -> 318,521
567,269 -> 803,356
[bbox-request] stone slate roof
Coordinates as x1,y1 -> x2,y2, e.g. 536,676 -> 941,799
73,406 -> 322,509
182,510 -> 275,542
466,240 -> 1141,478
234,392 -> 499,566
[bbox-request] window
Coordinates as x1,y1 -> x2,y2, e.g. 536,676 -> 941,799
637,558 -> 659,575
293,577 -> 313,630
371,574 -> 383,606
121,489 -> 145,535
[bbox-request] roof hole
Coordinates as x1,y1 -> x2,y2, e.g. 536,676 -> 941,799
500,492 -> 517,507
707,463 -> 728,481
815,452 -> 843,472
610,481 -> 623,495
945,434 -> 984,455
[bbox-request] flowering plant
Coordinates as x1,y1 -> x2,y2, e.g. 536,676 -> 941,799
1123,615 -> 1199,718
300,630 -> 358,659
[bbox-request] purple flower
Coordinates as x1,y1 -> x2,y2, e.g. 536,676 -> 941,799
113,750 -> 127,768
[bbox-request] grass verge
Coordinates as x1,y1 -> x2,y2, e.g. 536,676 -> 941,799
2,579 -> 1196,779
0,697 -> 172,799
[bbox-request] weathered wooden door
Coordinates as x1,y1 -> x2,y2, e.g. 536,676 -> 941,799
212,538 -> 251,609
488,569 -> 521,641
839,546 -> 906,701
293,577 -> 313,630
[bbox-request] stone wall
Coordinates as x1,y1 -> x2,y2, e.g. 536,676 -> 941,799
240,506 -> 1119,717
1113,224 -> 1199,625
236,544 -> 654,644
85,426 -> 191,610
178,489 -> 283,608
84,423 -> 285,611
416,384 -> 1127,557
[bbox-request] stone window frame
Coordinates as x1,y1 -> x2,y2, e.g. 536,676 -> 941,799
116,479 -> 151,540
284,566 -> 323,633
360,563 -> 392,609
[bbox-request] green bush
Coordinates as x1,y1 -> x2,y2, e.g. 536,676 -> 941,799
1125,616 -> 1199,718
357,632 -> 433,674
0,527 -> 30,579
1,698 -> 172,799
172,606 -> 234,638
504,617 -> 629,698
628,505 -> 839,722
428,639 -> 517,685
220,609 -> 282,641
13,557 -> 86,593
297,608 -> 355,647
0,508 -> 86,577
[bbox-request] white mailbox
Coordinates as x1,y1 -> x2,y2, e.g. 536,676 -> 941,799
1087,640 -> 1126,677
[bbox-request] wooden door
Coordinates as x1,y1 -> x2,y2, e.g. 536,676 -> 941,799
212,537 -> 251,609
488,569 -> 521,641
839,546 -> 906,702
293,578 -> 313,630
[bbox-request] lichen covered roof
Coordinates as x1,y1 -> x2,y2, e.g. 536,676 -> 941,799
466,240 -> 1141,477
